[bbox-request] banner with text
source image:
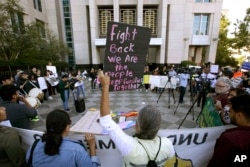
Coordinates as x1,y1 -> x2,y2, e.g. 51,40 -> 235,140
104,22 -> 151,91
15,125 -> 233,167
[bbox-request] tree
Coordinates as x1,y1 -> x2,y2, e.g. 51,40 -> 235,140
0,0 -> 27,62
215,15 -> 238,67
0,0 -> 71,72
231,8 -> 250,54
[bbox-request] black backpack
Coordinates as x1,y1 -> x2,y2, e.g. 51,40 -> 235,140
138,137 -> 161,167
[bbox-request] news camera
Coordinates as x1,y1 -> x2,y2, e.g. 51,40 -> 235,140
197,77 -> 215,93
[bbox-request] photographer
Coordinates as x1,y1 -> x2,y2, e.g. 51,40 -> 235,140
178,69 -> 189,103
195,64 -> 216,108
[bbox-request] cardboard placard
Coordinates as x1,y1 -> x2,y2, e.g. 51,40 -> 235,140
210,64 -> 219,73
104,22 -> 151,91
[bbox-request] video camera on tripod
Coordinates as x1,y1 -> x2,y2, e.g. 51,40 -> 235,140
197,78 -> 211,91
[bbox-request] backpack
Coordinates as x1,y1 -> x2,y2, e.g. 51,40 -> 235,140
138,136 -> 162,167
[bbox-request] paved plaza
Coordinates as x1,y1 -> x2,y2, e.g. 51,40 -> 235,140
31,80 -> 201,132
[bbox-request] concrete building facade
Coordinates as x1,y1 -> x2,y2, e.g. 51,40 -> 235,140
18,0 -> 223,68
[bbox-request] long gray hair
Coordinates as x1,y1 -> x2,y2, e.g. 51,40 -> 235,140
134,105 -> 161,139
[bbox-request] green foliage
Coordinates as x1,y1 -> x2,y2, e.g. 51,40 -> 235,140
180,60 -> 196,67
215,15 -> 238,67
0,0 -> 70,72
231,8 -> 250,52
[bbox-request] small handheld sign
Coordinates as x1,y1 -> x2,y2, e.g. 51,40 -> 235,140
104,21 -> 151,91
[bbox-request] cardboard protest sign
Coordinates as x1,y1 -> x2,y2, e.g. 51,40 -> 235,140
104,22 -> 151,91
197,97 -> 223,127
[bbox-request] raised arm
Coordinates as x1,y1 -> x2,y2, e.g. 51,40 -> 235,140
99,71 -> 110,117
98,71 -> 135,156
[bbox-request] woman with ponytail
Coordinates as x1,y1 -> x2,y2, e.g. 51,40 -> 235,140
26,109 -> 100,167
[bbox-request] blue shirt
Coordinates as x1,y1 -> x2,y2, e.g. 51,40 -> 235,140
26,138 -> 100,167
179,73 -> 189,87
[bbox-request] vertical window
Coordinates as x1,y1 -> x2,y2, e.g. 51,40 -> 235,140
62,0 -> 74,65
193,14 -> 209,35
98,6 -> 113,37
33,0 -> 42,12
36,19 -> 46,38
10,12 -> 25,33
143,6 -> 158,36
120,6 -> 136,25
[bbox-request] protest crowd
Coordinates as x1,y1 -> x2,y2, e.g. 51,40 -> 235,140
0,61 -> 250,167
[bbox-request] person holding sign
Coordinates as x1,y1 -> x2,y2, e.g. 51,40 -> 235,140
98,71 -> 175,167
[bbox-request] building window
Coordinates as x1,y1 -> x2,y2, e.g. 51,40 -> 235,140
10,12 -> 25,33
195,0 -> 211,2
33,0 -> 42,12
193,14 -> 209,35
98,7 -> 113,37
36,19 -> 46,38
120,6 -> 136,25
143,6 -> 158,36
62,0 -> 74,65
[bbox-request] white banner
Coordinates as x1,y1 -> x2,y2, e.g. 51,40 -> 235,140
149,75 -> 179,89
14,125 -> 233,167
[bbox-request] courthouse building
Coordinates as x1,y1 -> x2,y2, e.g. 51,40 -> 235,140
18,0 -> 223,68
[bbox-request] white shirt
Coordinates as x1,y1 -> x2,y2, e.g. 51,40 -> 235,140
99,115 -> 175,167
196,73 -> 216,88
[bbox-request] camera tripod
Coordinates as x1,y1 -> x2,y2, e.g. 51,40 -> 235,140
177,87 -> 208,129
157,77 -> 176,109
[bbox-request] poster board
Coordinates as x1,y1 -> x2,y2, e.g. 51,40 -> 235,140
46,65 -> 58,78
210,64 -> 219,73
103,22 -> 151,91
70,111 -> 103,134
37,77 -> 48,90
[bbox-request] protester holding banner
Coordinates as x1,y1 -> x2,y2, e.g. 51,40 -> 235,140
208,94 -> 250,167
98,71 -> 175,167
213,77 -> 232,112
219,88 -> 247,125
26,109 -> 100,167
0,106 -> 27,167
0,85 -> 38,129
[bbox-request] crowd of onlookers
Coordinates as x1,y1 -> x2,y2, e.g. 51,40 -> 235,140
0,62 -> 250,166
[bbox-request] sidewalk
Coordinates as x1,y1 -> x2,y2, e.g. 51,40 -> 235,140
31,81 -> 201,131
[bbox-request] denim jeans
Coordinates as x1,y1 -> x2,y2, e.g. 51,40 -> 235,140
77,84 -> 85,98
63,89 -> 69,110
